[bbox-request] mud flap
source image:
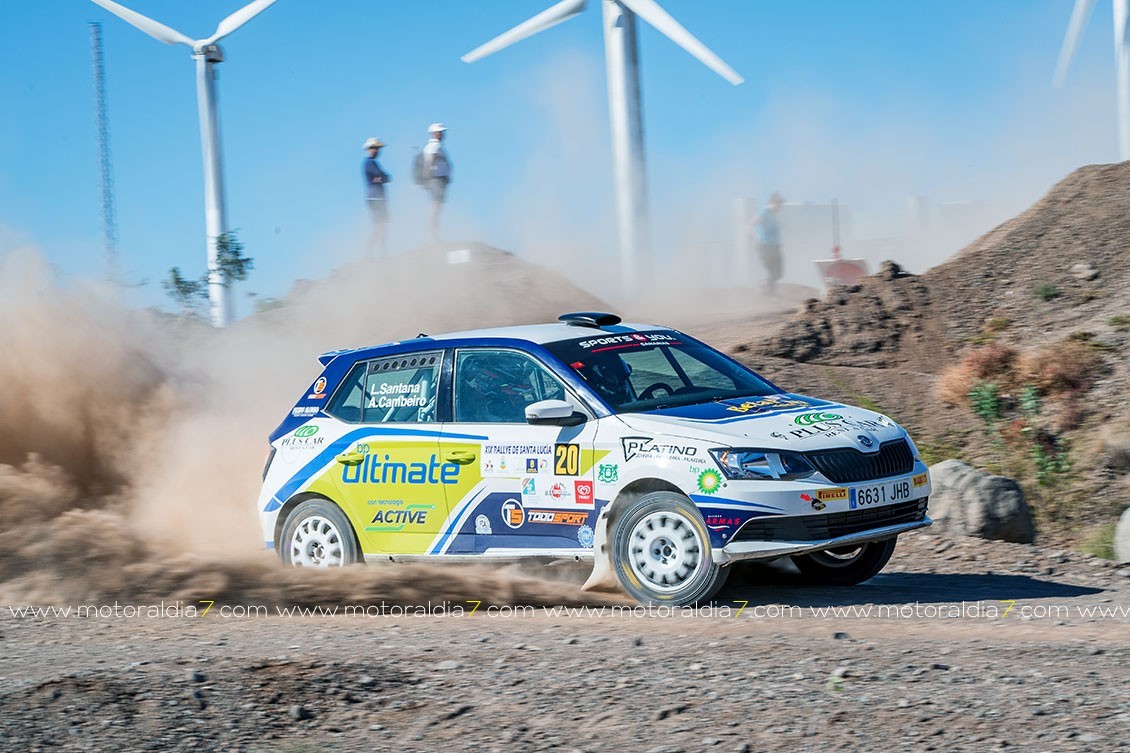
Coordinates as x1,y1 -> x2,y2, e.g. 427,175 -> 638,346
580,506 -> 621,592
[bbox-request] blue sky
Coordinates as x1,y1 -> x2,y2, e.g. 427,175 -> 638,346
0,1 -> 1121,310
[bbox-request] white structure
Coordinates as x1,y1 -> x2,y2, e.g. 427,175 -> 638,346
91,0 -> 277,327
462,0 -> 743,296
1054,0 -> 1130,161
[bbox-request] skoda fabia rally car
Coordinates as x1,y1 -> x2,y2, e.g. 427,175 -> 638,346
258,312 -> 931,605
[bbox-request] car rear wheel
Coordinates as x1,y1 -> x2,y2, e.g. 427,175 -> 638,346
280,499 -> 361,567
791,537 -> 897,585
610,491 -> 729,606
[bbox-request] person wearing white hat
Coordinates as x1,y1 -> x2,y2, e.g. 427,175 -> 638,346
363,137 -> 391,257
422,123 -> 452,241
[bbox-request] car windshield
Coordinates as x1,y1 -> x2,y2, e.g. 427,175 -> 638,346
543,330 -> 778,413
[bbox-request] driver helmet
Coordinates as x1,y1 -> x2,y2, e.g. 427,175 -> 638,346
582,354 -> 633,405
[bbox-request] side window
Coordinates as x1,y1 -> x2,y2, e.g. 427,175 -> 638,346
454,349 -> 567,423
327,352 -> 441,423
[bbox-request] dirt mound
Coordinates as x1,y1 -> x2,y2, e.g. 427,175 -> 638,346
759,162 -> 1130,368
759,261 -> 950,370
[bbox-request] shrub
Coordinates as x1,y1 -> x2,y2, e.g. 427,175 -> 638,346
937,343 -> 1019,405
1017,341 -> 1104,395
1033,283 -> 1061,301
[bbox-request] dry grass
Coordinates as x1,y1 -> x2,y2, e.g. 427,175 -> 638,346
1017,341 -> 1105,395
937,343 -> 1019,405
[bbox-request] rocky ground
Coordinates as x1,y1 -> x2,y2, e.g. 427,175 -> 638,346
3,532 -> 1129,752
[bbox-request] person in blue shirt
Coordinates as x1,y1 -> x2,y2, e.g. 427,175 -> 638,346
751,192 -> 784,294
363,137 -> 391,257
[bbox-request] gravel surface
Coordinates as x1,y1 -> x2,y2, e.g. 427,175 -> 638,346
3,532 -> 1128,752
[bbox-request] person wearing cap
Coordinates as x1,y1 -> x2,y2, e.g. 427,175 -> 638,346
422,123 -> 452,241
750,191 -> 785,295
363,137 -> 391,257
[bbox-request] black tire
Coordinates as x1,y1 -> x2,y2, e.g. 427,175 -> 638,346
790,537 -> 897,586
279,498 -> 362,567
610,491 -> 729,606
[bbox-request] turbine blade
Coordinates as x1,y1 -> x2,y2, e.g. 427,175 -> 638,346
90,0 -> 194,46
462,0 -> 587,63
1054,0 -> 1097,86
203,0 -> 278,46
619,0 -> 743,85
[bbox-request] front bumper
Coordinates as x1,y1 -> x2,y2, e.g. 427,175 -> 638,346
714,516 -> 932,564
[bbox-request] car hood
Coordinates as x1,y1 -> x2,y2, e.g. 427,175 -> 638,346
613,393 -> 906,452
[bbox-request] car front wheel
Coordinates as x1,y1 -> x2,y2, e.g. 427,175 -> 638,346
280,498 -> 361,567
611,491 -> 729,606
790,537 -> 897,586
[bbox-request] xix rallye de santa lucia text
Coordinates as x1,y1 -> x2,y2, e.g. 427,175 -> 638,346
258,312 -> 931,605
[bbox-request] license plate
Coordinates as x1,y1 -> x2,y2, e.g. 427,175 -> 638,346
850,477 -> 918,509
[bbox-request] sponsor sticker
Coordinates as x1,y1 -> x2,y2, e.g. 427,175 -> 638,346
307,376 -> 328,400
816,488 -> 849,502
291,406 -> 319,418
696,469 -> 723,495
621,437 -> 698,462
794,412 -> 843,426
725,395 -> 814,414
577,525 -> 594,548
475,514 -> 492,535
527,510 -> 588,526
574,480 -> 594,506
801,493 -> 825,511
501,498 -> 525,529
597,463 -> 619,483
913,473 -> 928,487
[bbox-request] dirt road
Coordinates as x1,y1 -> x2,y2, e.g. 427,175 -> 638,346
3,532 -> 1128,753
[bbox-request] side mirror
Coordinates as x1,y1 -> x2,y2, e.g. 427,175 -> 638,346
525,399 -> 586,427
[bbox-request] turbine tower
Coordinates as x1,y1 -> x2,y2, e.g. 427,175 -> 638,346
89,22 -> 119,285
462,0 -> 743,296
1054,0 -> 1130,161
91,0 -> 277,327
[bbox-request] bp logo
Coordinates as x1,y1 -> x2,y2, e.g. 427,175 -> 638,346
697,469 -> 723,495
294,425 -> 319,438
794,412 -> 843,426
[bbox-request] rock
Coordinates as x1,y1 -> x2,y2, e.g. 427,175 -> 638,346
435,660 -> 461,671
1069,262 -> 1098,281
833,632 -> 850,640
290,705 -> 312,721
187,669 -> 206,683
926,460 -> 1035,543
1097,422 -> 1130,473
1115,508 -> 1130,563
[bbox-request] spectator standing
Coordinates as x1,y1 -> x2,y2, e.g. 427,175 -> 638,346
363,137 -> 391,257
750,192 -> 784,294
423,123 -> 452,241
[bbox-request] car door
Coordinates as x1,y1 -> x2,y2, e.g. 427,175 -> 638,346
323,350 -> 448,555
434,347 -> 602,556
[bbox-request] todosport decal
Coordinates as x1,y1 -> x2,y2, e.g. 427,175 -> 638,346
263,427 -> 488,512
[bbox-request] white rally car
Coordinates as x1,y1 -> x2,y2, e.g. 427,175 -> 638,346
258,312 -> 931,605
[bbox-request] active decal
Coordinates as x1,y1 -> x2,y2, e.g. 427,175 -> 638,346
365,504 -> 434,532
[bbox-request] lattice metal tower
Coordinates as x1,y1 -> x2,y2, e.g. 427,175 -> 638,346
89,22 -> 119,282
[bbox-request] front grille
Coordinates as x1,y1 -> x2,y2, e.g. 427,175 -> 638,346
804,439 -> 914,483
732,498 -> 928,543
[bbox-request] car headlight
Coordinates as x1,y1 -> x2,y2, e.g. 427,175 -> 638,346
710,448 -> 815,481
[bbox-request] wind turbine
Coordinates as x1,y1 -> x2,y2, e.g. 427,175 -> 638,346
1053,0 -> 1130,161
462,0 -> 743,296
91,0 -> 277,327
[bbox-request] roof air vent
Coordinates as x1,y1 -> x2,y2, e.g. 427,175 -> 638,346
558,312 -> 622,328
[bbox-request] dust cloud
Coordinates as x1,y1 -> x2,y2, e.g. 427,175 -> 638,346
0,245 -> 618,608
